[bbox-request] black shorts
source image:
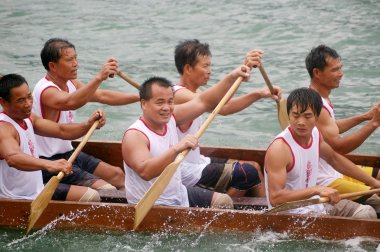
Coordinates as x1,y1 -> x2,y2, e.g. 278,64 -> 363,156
187,186 -> 213,208
41,150 -> 101,200
52,183 -> 70,200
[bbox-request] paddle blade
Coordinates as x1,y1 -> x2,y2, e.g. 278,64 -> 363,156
277,98 -> 289,130
262,197 -> 326,215
27,175 -> 60,234
134,160 -> 181,230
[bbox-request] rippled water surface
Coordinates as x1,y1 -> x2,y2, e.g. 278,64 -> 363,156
1,0 -> 380,250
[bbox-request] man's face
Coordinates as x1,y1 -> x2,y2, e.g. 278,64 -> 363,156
188,55 -> 211,87
288,104 -> 317,138
1,83 -> 33,120
141,84 -> 174,126
51,47 -> 78,80
318,56 -> 343,89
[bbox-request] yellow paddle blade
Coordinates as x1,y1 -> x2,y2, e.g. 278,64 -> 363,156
277,97 -> 289,130
134,159 -> 182,230
27,175 -> 61,234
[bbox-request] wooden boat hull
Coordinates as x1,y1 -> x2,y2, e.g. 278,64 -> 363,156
73,140 -> 380,169
2,141 -> 379,239
1,199 -> 380,240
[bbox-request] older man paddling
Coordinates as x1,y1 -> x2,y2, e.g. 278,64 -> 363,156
32,38 -> 139,191
265,87 -> 379,218
122,63 -> 254,209
172,40 -> 282,197
306,45 -> 380,204
0,73 -> 108,201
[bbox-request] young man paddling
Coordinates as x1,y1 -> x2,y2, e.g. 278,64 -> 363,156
173,39 -> 282,197
0,74 -> 109,201
32,38 -> 139,191
264,87 -> 379,218
306,45 -> 380,204
122,63 -> 253,208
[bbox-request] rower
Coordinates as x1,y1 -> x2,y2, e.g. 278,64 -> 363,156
32,38 -> 139,191
0,73 -> 108,201
122,63 -> 253,209
264,87 -> 378,218
173,40 -> 282,197
306,45 -> 380,205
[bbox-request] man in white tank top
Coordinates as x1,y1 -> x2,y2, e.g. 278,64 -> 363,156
122,65 -> 252,208
306,45 -> 380,204
33,38 -> 140,191
264,88 -> 378,218
0,74 -> 108,201
172,40 -> 282,197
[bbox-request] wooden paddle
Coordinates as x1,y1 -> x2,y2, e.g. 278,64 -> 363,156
27,120 -> 100,234
263,188 -> 380,215
258,65 -> 289,129
117,71 -> 140,89
133,75 -> 246,230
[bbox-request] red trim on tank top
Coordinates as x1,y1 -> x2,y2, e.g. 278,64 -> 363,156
288,127 -> 313,149
139,117 -> 167,136
39,86 -> 61,122
124,128 -> 150,150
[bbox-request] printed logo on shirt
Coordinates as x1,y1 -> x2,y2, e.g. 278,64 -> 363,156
28,138 -> 35,156
305,161 -> 312,187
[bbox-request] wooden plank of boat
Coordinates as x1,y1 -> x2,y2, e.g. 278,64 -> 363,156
1,199 -> 380,240
72,140 -> 380,169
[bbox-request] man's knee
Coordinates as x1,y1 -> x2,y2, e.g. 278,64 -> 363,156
211,193 -> 234,209
79,188 -> 101,202
352,205 -> 377,219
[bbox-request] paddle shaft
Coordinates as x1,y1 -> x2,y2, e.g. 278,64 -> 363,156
133,75 -> 245,230
57,120 -> 100,180
264,188 -> 380,215
319,188 -> 380,203
117,71 -> 140,89
258,65 -> 277,103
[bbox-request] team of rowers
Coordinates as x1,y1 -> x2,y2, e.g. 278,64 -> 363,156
0,38 -> 380,219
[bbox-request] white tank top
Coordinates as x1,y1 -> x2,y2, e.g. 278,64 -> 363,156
123,116 -> 189,207
265,127 -> 325,214
317,97 -> 343,186
32,76 -> 75,157
0,113 -> 44,199
173,84 -> 210,186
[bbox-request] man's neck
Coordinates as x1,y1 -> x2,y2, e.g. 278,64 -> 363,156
46,72 -> 68,89
310,81 -> 331,99
179,76 -> 200,93
141,116 -> 166,134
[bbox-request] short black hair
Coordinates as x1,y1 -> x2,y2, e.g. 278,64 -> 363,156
174,39 -> 211,75
0,74 -> 28,102
287,88 -> 322,117
139,76 -> 173,101
41,38 -> 75,71
305,45 -> 340,78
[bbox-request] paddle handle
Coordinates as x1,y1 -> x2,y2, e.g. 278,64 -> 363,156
57,120 -> 100,180
194,76 -> 244,139
318,188 -> 380,203
258,65 -> 276,95
117,71 -> 140,89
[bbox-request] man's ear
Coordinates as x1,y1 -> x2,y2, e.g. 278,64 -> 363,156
312,68 -> 321,79
183,64 -> 192,74
0,97 -> 7,109
48,61 -> 56,72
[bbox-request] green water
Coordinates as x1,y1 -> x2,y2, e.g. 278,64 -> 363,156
1,0 -> 380,250
1,228 -> 379,251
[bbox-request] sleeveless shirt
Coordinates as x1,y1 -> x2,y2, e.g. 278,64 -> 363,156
123,116 -> 189,206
